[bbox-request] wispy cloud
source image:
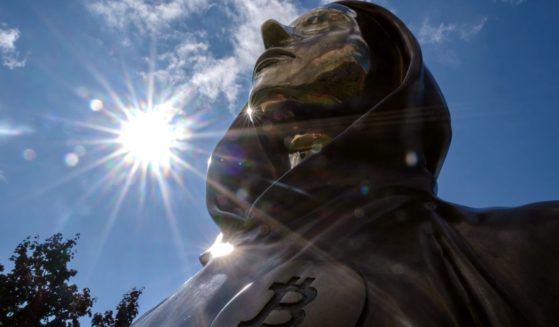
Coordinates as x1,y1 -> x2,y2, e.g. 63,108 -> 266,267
0,24 -> 27,69
418,17 -> 488,45
195,0 -> 300,105
165,0 -> 300,107
88,0 -> 208,34
418,20 -> 457,45
459,17 -> 488,40
90,0 -> 300,108
227,0 -> 299,69
0,121 -> 34,138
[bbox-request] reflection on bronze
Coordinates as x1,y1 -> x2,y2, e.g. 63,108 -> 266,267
250,6 -> 370,110
250,5 -> 371,169
210,261 -> 366,327
288,133 -> 332,168
134,1 -> 559,326
238,276 -> 317,326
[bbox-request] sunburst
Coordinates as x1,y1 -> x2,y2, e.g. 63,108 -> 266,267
117,104 -> 191,175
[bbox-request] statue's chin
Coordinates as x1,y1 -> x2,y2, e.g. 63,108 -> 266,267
288,133 -> 332,168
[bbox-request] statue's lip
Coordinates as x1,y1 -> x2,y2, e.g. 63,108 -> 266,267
253,48 -> 296,76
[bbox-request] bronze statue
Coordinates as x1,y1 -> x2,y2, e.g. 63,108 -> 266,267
135,1 -> 559,326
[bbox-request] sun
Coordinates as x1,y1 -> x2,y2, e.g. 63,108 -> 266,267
57,99 -> 201,262
117,105 -> 190,173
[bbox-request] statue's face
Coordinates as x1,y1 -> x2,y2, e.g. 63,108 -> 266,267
249,5 -> 371,169
250,5 -> 370,110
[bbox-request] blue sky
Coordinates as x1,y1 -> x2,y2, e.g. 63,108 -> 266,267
1,0 -> 558,319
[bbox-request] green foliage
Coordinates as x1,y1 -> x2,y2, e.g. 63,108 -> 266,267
0,234 -> 143,327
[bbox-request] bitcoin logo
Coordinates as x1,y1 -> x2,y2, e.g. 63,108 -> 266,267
210,261 -> 365,327
239,276 -> 317,326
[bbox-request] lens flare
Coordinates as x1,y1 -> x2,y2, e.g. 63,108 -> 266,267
38,42 -> 228,277
90,99 -> 104,111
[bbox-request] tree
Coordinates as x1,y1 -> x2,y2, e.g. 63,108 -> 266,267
0,234 -> 143,327
91,288 -> 143,327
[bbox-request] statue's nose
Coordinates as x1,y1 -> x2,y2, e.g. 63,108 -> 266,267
261,19 -> 293,49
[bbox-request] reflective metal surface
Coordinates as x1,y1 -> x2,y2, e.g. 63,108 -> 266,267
134,2 -> 559,326
250,6 -> 370,112
249,5 -> 371,169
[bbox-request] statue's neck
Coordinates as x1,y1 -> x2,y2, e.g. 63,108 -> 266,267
245,160 -> 436,233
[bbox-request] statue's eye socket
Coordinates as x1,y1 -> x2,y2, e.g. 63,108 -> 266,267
308,16 -> 320,24
293,11 -> 351,35
295,14 -> 328,34
301,15 -> 321,27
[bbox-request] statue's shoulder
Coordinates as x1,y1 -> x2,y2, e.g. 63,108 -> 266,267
440,199 -> 559,260
440,199 -> 559,226
434,199 -> 559,257
480,200 -> 559,216
482,201 -> 559,228
430,200 -> 559,324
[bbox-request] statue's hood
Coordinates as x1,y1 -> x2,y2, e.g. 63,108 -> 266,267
206,1 -> 451,234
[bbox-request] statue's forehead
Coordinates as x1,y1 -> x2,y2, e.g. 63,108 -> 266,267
289,4 -> 357,26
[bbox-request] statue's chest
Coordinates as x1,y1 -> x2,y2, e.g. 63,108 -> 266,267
210,259 -> 366,327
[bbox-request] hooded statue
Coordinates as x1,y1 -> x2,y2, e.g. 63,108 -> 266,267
134,1 -> 559,326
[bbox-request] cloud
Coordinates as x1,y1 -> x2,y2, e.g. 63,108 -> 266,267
187,0 -> 300,105
418,17 -> 488,45
88,0 -> 209,33
418,20 -> 456,45
227,0 -> 299,69
0,25 -> 27,69
89,0 -> 300,108
191,57 -> 241,104
0,121 -> 34,138
459,17 -> 488,41
134,0 -> 300,108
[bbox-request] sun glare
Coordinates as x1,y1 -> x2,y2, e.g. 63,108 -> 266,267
117,106 -> 190,173
49,48 -> 224,274
208,233 -> 235,258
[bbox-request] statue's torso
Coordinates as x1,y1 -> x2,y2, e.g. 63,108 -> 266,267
134,194 -> 559,326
